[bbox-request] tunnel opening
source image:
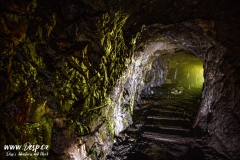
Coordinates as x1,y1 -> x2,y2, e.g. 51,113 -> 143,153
134,51 -> 206,159
107,49 -> 212,160
140,49 -> 204,100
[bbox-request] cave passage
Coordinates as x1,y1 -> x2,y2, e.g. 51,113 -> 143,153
107,52 -> 221,160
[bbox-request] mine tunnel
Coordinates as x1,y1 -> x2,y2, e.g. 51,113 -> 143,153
0,0 -> 240,160
107,49 -> 207,160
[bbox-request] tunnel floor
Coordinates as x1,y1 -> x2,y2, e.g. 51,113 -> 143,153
107,84 -> 223,160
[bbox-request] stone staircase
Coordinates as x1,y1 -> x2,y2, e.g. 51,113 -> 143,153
142,102 -> 194,142
137,89 -> 199,159
107,86 -> 223,160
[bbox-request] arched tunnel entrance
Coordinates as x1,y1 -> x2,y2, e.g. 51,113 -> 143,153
107,21 -> 240,160
104,18 -> 240,159
107,48 -> 208,160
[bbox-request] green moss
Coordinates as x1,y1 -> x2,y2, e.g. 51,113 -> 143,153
45,12 -> 56,37
28,0 -> 38,13
1,41 -> 15,57
79,124 -> 89,135
99,11 -> 130,95
0,1 -> 137,160
106,119 -> 114,137
3,13 -> 19,25
37,26 -> 43,39
23,38 -> 45,69
32,101 -> 46,122
61,99 -> 74,112
70,121 -> 90,136
11,117 -> 53,160
41,117 -> 53,146
5,118 -> 48,154
23,117 -> 53,146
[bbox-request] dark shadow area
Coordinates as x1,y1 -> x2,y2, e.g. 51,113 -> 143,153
181,146 -> 205,160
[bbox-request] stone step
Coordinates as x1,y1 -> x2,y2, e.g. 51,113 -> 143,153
143,124 -> 192,137
145,109 -> 187,118
142,132 -> 193,144
152,104 -> 196,110
146,116 -> 191,123
150,108 -> 183,114
150,105 -> 184,111
149,106 -> 195,117
171,102 -> 197,108
144,122 -> 191,130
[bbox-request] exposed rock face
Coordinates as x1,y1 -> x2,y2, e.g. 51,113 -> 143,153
0,0 -> 240,159
0,1 -> 131,159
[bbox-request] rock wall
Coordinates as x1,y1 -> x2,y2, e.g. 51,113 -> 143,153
0,1 -> 133,159
140,55 -> 169,97
123,42 -> 176,104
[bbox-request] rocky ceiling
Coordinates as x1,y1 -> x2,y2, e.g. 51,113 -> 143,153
0,0 -> 240,159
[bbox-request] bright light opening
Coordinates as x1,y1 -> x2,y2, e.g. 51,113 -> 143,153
165,50 -> 204,89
